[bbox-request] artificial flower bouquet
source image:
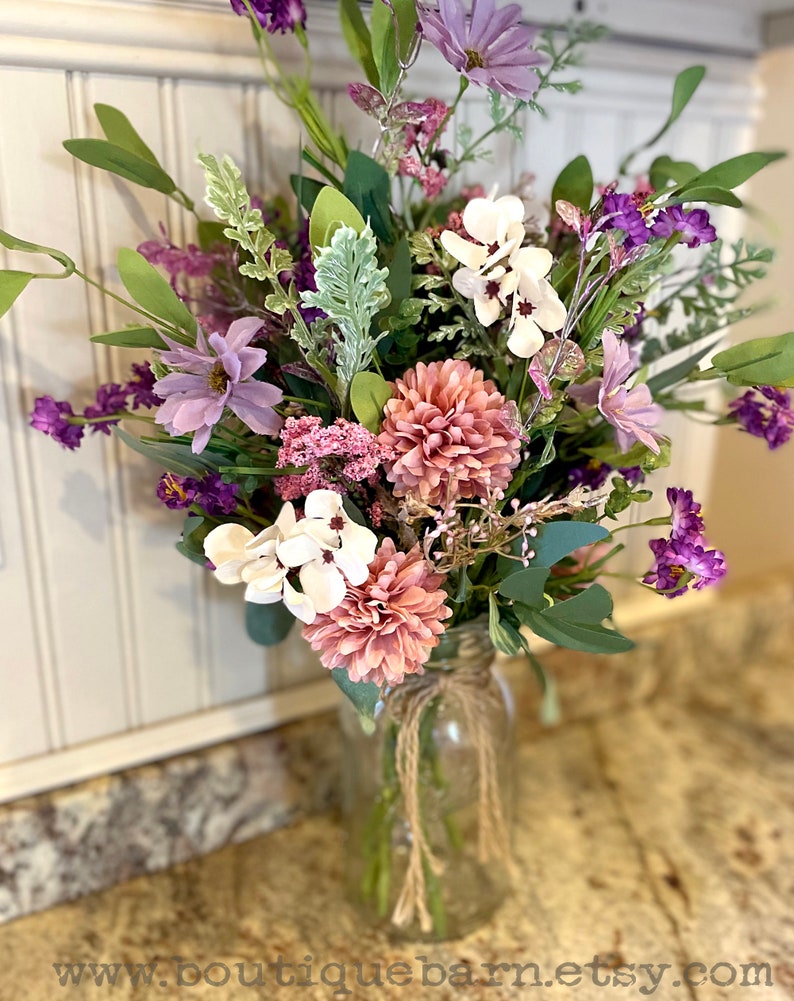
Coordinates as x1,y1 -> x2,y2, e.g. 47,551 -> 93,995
4,0 -> 794,937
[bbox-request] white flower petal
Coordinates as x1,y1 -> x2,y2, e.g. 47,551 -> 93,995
204,523 -> 255,571
283,579 -> 316,624
474,292 -> 503,327
333,547 -> 371,587
303,489 -> 343,521
461,198 -> 501,246
244,584 -> 283,605
273,501 -> 297,537
213,559 -> 250,585
534,287 -> 568,332
511,246 -> 553,281
440,230 -> 487,271
299,560 -> 347,614
277,531 -> 324,568
507,314 -> 545,358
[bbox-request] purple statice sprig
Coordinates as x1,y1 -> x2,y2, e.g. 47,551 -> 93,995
727,385 -> 794,450
651,205 -> 717,249
30,362 -> 163,450
642,486 -> 726,598
229,0 -> 306,35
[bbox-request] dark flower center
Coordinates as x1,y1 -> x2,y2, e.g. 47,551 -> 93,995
329,515 -> 345,531
464,48 -> 484,71
518,300 -> 536,317
487,241 -> 500,256
485,280 -> 501,299
322,549 -> 336,564
207,362 -> 230,395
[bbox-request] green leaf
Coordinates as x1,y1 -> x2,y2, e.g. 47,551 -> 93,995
543,583 -> 613,624
339,0 -> 379,87
0,271 -> 33,319
668,185 -> 742,208
197,220 -> 227,250
498,566 -> 550,608
646,340 -> 718,395
710,331 -> 794,388
647,66 -> 706,150
344,150 -> 395,244
94,103 -> 160,166
63,139 -> 176,195
350,371 -> 392,432
488,593 -> 523,657
515,605 -> 634,654
290,174 -> 326,215
114,428 -> 224,477
681,151 -> 786,193
531,521 -> 610,568
331,668 -> 380,734
309,186 -> 366,252
649,155 -> 700,190
0,229 -> 75,274
246,600 -> 295,646
551,155 -> 593,213
90,325 -> 167,349
117,247 -> 197,337
370,0 -> 417,94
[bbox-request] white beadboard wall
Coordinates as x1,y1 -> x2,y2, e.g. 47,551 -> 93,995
0,0 -> 761,803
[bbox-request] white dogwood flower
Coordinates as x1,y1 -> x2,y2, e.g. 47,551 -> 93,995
506,247 -> 568,358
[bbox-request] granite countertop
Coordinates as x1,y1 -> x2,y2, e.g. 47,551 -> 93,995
1,582 -> 793,1000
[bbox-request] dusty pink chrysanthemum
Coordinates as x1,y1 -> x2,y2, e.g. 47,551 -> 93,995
378,359 -> 521,506
303,539 -> 452,686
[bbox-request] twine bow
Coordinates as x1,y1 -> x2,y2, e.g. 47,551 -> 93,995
384,664 -> 517,933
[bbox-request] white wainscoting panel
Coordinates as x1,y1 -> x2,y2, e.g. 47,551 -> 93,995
0,0 -> 762,802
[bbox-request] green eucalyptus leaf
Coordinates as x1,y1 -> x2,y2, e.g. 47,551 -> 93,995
0,271 -> 33,319
116,247 -> 197,337
711,331 -> 794,388
63,139 -> 177,195
197,220 -> 228,250
647,66 -> 706,150
290,174 -> 326,215
90,325 -> 167,349
246,600 -> 296,646
344,150 -> 395,243
339,0 -> 379,87
551,155 -> 593,213
94,103 -> 160,166
498,566 -> 550,608
349,370 -> 391,432
515,604 -> 634,654
681,151 -> 786,193
649,155 -> 700,190
331,668 -> 380,734
488,593 -> 523,656
309,186 -> 366,252
531,521 -> 610,569
0,229 -> 75,274
543,583 -> 613,624
667,186 -> 742,208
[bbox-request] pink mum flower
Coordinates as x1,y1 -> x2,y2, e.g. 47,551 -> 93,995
379,359 -> 521,506
154,317 -> 283,454
302,539 -> 452,686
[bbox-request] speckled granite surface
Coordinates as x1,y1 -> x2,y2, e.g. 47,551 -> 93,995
0,572 -> 792,948
0,580 -> 792,999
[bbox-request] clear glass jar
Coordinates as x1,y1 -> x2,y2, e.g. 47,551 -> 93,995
339,616 -> 515,941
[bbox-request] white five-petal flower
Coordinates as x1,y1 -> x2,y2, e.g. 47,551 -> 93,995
506,247 -> 568,359
203,489 -> 378,625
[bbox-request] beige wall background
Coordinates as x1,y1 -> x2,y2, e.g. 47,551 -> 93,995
709,46 -> 794,579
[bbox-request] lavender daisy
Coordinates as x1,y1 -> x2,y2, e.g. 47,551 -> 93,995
418,0 -> 542,102
153,316 -> 283,454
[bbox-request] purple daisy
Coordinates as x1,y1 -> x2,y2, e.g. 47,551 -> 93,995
153,316 -> 283,454
600,192 -> 650,249
418,0 -> 542,102
157,473 -> 200,510
642,536 -> 727,599
651,205 -> 717,248
728,385 -> 794,451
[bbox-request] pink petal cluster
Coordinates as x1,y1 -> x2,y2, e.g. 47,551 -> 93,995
378,359 -> 521,506
302,539 -> 452,686
276,415 -> 395,501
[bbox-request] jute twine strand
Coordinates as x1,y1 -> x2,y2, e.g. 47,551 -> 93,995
385,665 -> 517,933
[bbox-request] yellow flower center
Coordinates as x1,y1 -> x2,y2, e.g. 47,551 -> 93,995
207,362 -> 230,395
464,48 -> 484,71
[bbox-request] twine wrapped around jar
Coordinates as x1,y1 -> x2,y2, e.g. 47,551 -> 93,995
384,663 -> 517,933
